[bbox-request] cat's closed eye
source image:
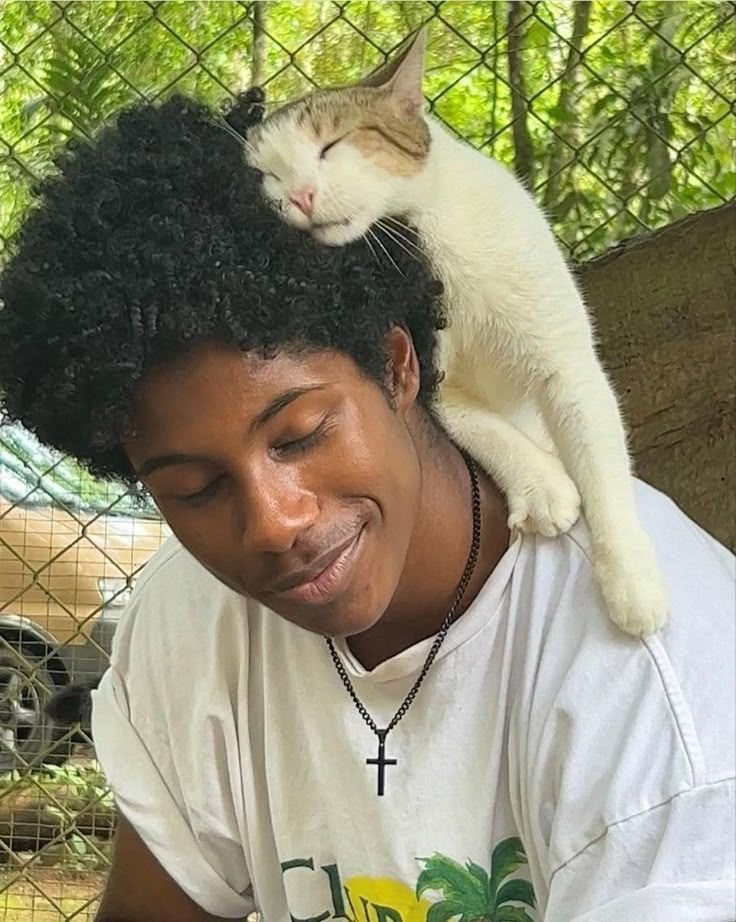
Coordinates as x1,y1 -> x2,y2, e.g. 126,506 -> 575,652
319,136 -> 347,159
254,167 -> 279,182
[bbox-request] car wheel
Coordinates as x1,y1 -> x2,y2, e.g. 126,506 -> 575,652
0,649 -> 69,771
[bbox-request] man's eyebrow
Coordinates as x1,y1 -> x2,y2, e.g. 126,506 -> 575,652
136,453 -> 207,478
250,384 -> 327,431
135,384 -> 327,478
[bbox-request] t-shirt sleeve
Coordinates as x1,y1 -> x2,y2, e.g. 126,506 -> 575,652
544,779 -> 736,921
92,667 -> 254,918
90,542 -> 255,918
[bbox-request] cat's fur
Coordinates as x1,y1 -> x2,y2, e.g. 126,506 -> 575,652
245,30 -> 668,635
46,676 -> 99,734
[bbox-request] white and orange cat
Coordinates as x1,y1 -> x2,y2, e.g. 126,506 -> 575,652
244,29 -> 668,636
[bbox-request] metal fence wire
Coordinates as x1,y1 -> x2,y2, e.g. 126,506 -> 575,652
0,0 -> 734,916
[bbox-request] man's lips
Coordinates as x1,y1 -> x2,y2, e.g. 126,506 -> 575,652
266,530 -> 363,606
268,532 -> 360,594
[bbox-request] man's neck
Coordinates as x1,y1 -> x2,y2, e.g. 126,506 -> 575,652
347,435 -> 509,670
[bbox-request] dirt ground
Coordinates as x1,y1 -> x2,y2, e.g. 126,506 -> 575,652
0,869 -> 104,922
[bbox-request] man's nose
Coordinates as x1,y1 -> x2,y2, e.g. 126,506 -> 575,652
289,185 -> 315,218
241,472 -> 319,555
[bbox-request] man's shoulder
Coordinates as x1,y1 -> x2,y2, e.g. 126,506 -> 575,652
513,479 -> 735,827
508,482 -> 734,873
131,534 -> 211,596
527,479 -> 735,642
109,536 -> 254,674
561,481 -> 735,720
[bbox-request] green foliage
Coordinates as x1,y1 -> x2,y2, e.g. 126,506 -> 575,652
489,836 -> 528,898
495,880 -> 536,909
417,853 -> 488,906
0,762 -> 115,870
417,837 -> 536,921
1,1 -> 732,508
0,759 -> 113,807
0,0 -> 733,263
32,760 -> 113,806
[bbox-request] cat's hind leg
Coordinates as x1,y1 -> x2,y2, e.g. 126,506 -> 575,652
537,359 -> 669,636
440,386 -> 581,538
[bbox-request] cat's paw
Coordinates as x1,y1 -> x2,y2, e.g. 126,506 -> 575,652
506,454 -> 581,538
595,537 -> 669,636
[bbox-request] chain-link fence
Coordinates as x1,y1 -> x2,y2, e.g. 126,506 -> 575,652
0,1 -> 734,916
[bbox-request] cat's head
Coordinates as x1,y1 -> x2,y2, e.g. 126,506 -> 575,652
245,29 -> 430,246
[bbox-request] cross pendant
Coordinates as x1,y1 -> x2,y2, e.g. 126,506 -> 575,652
366,728 -> 397,796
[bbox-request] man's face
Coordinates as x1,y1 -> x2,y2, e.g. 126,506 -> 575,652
124,337 -> 423,637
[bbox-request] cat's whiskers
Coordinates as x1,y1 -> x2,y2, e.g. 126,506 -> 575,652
331,203 -> 381,268
374,223 -> 419,264
389,208 -> 444,239
374,219 -> 422,264
319,190 -> 376,259
367,226 -> 404,277
382,215 -> 425,251
312,188 -> 402,275
211,117 -> 258,157
362,230 -> 380,266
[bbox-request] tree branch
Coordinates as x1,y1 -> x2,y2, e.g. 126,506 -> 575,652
543,1 -> 592,213
251,1 -> 269,85
506,1 -> 535,185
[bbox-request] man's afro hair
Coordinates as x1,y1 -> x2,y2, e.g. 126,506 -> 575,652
0,90 -> 445,482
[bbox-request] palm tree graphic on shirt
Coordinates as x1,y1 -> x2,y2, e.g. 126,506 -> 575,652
415,837 -> 537,922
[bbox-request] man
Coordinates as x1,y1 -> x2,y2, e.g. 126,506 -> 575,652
0,95 -> 733,922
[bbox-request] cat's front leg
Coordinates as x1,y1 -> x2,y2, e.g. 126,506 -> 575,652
537,359 -> 669,636
440,386 -> 581,538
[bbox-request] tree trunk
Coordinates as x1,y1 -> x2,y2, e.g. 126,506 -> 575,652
506,1 -> 535,185
251,1 -> 269,85
639,4 -> 685,214
543,1 -> 592,214
576,202 -> 736,548
488,1 -> 500,153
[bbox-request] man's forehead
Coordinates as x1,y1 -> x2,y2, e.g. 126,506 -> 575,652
125,344 -> 354,470
130,342 -> 354,424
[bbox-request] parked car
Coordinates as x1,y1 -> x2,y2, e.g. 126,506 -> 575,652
0,423 -> 168,770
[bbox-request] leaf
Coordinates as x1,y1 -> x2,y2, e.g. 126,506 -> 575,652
591,93 -> 617,116
45,64 -> 81,99
19,96 -> 49,125
465,859 -> 491,901
492,910 -> 535,922
489,838 -> 528,899
70,835 -> 88,856
416,855 -> 487,908
427,901 -> 466,922
495,879 -> 536,909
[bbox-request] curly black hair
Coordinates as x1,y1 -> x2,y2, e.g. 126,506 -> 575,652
0,91 -> 445,483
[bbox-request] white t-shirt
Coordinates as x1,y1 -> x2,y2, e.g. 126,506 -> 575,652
92,482 -> 736,921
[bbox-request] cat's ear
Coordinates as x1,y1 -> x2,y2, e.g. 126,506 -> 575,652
361,27 -> 427,118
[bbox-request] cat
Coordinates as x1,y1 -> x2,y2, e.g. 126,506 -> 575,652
46,676 -> 99,735
242,29 -> 669,636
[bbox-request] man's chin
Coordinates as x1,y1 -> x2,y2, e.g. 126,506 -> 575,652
274,601 -> 382,642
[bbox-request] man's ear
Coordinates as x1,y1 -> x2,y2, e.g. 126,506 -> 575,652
359,27 -> 427,119
385,326 -> 420,411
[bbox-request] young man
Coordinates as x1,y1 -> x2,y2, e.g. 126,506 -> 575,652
0,96 -> 733,922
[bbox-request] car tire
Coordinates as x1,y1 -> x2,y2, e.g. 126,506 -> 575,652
0,648 -> 69,772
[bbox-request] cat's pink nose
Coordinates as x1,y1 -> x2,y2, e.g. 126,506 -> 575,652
289,186 -> 315,218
